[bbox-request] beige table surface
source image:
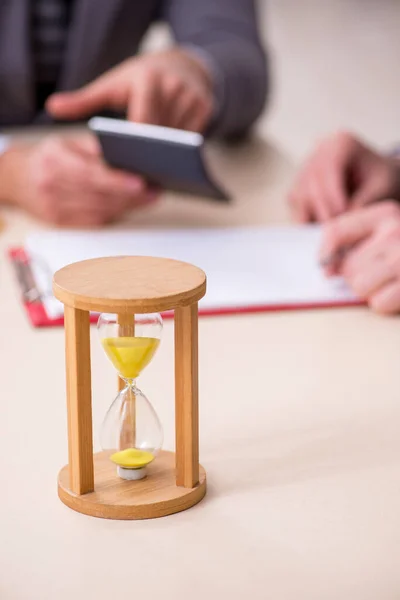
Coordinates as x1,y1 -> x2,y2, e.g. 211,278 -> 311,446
1,2 -> 400,599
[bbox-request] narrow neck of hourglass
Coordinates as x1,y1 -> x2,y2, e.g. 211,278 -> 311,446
121,377 -> 137,389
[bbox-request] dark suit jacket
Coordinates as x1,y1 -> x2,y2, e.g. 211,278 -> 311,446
0,0 -> 267,136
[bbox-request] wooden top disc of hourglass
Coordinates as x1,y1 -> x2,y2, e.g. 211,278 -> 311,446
53,256 -> 206,313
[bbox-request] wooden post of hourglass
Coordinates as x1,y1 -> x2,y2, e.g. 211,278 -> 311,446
175,304 -> 199,487
64,306 -> 94,495
53,256 -> 207,520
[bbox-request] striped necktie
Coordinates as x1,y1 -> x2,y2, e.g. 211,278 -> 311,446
31,0 -> 73,111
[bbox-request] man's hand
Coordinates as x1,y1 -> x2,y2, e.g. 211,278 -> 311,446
47,49 -> 214,132
288,132 -> 400,223
319,202 -> 400,314
0,135 -> 157,226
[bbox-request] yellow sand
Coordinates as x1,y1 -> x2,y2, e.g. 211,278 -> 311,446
110,448 -> 155,468
102,336 -> 159,379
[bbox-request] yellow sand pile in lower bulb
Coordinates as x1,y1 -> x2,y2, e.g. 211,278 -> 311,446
110,448 -> 154,469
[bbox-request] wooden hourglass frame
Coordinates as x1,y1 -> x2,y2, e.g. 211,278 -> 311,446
53,256 -> 207,520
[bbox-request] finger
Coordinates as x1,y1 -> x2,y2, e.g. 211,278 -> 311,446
340,232 -> 386,279
127,73 -> 159,124
288,159 -> 320,223
66,135 -> 101,157
176,93 -> 212,132
288,191 -> 313,223
351,178 -> 385,208
61,190 -> 128,216
303,155 -> 349,222
47,147 -> 147,213
38,193 -> 111,226
319,205 -> 384,266
369,280 -> 400,314
345,258 -> 395,298
40,141 -> 89,187
307,176 -> 331,222
309,155 -> 351,221
85,162 -> 146,199
320,162 -> 348,217
58,147 -> 157,215
319,135 -> 360,215
64,186 -> 159,216
290,151 -> 349,224
51,144 -> 145,199
288,174 -> 314,222
339,212 -> 400,283
46,72 -> 124,120
159,76 -> 186,128
173,91 -> 199,130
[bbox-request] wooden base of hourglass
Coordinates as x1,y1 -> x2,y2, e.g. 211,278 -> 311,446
53,256 -> 207,520
58,451 -> 206,520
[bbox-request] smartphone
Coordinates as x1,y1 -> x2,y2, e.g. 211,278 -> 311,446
89,117 -> 229,201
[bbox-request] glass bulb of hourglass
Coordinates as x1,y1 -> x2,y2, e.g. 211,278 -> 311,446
97,312 -> 163,380
97,312 -> 163,480
100,385 -> 163,470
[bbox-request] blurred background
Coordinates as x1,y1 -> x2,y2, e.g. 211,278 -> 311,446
145,0 -> 400,160
260,0 -> 400,160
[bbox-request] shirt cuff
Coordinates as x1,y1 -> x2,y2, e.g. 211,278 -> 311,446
182,45 -> 225,123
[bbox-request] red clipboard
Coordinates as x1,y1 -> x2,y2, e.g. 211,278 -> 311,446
8,246 -> 364,328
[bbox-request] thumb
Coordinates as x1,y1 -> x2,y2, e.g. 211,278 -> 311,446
46,78 -> 117,120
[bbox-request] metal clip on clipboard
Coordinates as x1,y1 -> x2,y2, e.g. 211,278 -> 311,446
10,250 -> 49,304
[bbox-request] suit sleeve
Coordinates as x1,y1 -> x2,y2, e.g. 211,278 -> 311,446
163,0 -> 268,138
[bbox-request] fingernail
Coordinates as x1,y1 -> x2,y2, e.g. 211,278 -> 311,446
46,93 -> 63,106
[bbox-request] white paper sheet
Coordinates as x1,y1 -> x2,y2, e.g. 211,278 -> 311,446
25,225 -> 356,320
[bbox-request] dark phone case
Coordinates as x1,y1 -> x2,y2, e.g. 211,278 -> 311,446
89,118 -> 229,201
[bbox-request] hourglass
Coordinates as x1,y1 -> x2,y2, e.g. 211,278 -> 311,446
98,312 -> 163,481
53,255 -> 207,520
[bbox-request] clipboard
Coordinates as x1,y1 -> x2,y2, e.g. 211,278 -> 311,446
8,231 -> 363,328
8,247 -> 71,328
